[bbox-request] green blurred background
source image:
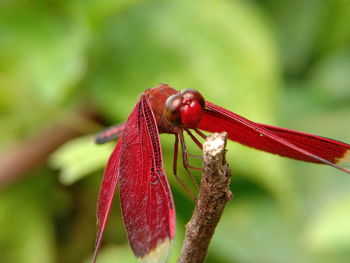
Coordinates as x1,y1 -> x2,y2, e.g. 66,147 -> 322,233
1,0 -> 350,262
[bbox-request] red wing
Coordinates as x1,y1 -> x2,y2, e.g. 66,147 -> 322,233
93,138 -> 122,263
95,123 -> 125,144
118,96 -> 175,260
198,101 -> 350,174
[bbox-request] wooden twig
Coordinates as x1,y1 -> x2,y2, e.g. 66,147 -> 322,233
178,132 -> 232,263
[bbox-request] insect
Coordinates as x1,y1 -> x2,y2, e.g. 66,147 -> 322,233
92,84 -> 350,262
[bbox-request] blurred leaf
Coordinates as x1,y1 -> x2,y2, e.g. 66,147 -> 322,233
264,0 -> 326,75
309,50 -> 350,104
168,218 -> 185,263
305,192 -> 350,252
73,0 -> 149,27
0,175 -> 54,263
316,0 -> 350,53
0,2 -> 89,143
50,135 -> 114,184
0,6 -> 88,104
83,245 -> 135,263
210,199 -> 314,263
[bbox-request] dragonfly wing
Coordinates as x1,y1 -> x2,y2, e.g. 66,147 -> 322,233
198,101 -> 350,173
259,123 -> 350,166
119,96 -> 175,261
95,123 -> 125,144
93,138 -> 122,263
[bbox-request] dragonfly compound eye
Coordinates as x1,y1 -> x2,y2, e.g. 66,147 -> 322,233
179,89 -> 205,128
165,89 -> 205,129
180,89 -> 205,107
164,93 -> 182,125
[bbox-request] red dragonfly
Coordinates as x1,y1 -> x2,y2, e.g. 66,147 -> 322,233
92,84 -> 350,262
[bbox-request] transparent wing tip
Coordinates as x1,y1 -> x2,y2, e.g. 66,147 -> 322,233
338,150 -> 350,167
138,238 -> 172,263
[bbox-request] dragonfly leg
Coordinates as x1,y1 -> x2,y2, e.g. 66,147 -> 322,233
173,134 -> 179,176
185,129 -> 203,150
186,153 -> 203,159
172,134 -> 196,200
184,129 -> 203,170
179,131 -> 200,190
194,128 -> 207,139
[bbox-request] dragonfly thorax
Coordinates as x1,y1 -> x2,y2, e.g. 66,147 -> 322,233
164,89 -> 205,129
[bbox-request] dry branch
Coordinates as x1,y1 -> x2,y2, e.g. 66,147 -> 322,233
178,132 -> 232,263
0,108 -> 98,187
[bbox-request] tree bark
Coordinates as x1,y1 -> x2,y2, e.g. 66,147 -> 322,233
178,132 -> 232,263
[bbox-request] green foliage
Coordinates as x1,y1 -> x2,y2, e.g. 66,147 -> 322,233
1,0 -> 350,262
49,136 -> 114,185
0,173 -> 55,263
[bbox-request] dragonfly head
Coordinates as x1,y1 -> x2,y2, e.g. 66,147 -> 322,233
164,89 -> 205,129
